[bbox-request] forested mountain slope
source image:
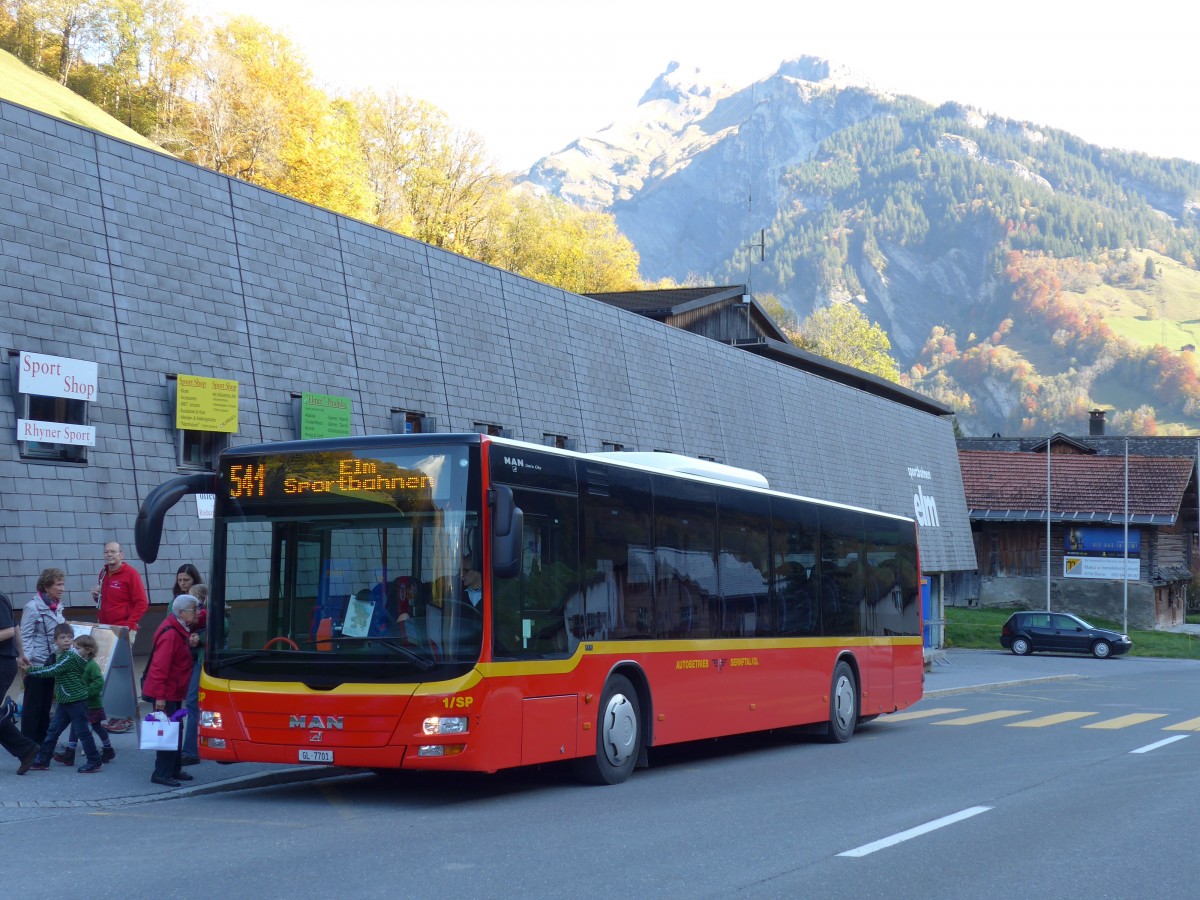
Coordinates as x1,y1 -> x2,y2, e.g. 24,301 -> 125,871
522,57 -> 1200,436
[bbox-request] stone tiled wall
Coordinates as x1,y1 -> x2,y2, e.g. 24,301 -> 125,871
0,98 -> 976,613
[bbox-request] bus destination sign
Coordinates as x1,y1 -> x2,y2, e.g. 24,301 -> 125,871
222,453 -> 433,509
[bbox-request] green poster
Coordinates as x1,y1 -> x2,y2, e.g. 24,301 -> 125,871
301,392 -> 352,439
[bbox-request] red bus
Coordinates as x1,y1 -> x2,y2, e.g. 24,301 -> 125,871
136,433 -> 923,783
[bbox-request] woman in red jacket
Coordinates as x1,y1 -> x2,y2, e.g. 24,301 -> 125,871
142,595 -> 198,788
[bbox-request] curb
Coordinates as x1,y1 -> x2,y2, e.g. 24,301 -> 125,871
112,764 -> 360,807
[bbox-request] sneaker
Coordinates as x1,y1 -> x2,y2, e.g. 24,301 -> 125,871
77,762 -> 103,774
52,746 -> 76,766
27,757 -> 50,772
17,747 -> 39,775
103,717 -> 134,733
101,745 -> 116,763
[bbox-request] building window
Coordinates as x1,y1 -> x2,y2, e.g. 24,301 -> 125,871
601,441 -> 625,452
392,409 -> 434,434
698,455 -> 717,462
543,433 -> 570,449
177,428 -> 226,470
474,421 -> 506,437
18,393 -> 89,463
167,374 -> 231,471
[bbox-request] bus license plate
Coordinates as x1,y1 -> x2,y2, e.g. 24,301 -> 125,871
299,750 -> 334,764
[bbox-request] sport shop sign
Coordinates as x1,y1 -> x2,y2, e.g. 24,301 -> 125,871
19,351 -> 98,401
17,351 -> 98,447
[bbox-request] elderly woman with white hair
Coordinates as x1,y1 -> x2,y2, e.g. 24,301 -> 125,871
142,594 -> 199,788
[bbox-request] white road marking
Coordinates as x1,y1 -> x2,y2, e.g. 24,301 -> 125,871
1130,735 -> 1189,754
837,806 -> 993,858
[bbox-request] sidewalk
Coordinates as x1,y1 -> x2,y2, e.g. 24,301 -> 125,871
2,651 -> 344,815
1,706 -> 344,815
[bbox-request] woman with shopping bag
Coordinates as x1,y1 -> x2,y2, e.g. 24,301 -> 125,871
141,595 -> 198,788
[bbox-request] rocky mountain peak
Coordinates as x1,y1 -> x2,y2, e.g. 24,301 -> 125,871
637,60 -> 731,107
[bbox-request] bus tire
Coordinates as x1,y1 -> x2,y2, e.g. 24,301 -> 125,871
574,674 -> 641,785
824,660 -> 857,744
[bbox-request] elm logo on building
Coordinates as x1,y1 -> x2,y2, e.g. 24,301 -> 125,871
913,485 -> 940,527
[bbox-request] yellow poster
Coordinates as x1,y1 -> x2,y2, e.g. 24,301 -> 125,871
176,374 -> 239,432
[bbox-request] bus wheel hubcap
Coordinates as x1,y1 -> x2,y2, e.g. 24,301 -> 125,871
833,676 -> 855,730
602,694 -> 637,766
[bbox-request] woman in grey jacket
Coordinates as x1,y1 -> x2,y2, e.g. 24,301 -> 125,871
19,568 -> 67,744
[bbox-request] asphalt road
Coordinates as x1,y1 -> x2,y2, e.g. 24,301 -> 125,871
6,654 -> 1199,899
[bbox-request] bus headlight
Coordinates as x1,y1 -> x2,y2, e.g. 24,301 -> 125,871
422,716 -> 468,735
200,711 -> 223,729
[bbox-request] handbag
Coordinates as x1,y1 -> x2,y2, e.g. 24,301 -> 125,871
139,712 -> 181,751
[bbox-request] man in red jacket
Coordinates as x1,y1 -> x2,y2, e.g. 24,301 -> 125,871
92,541 -> 148,733
142,595 -> 198,788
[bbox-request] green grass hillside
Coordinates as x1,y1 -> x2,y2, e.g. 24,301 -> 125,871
0,48 -> 164,153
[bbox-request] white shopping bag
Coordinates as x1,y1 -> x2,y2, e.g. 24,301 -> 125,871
139,712 -> 181,751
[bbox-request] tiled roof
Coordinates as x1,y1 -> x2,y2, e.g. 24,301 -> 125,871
958,434 -> 1200,458
958,450 -> 1194,524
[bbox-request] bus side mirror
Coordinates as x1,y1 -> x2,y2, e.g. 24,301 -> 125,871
135,473 -> 215,563
490,485 -> 523,578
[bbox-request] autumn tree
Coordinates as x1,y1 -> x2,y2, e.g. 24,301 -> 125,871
795,302 -> 901,381
353,91 -> 507,257
756,293 -> 799,338
161,16 -> 371,220
488,191 -> 641,293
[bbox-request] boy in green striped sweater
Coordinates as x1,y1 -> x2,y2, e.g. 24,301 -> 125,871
23,628 -> 104,773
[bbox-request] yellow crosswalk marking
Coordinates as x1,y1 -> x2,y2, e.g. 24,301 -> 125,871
881,708 -> 966,722
1007,712 -> 1098,728
1083,713 -> 1168,729
933,710 -> 1030,726
1163,716 -> 1200,732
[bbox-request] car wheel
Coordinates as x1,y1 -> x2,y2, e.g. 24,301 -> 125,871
1011,637 -> 1031,656
823,660 -> 857,743
1092,640 -> 1113,659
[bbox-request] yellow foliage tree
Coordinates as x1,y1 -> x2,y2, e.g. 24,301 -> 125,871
795,302 -> 901,382
162,16 -> 371,220
489,192 -> 642,293
353,90 -> 505,257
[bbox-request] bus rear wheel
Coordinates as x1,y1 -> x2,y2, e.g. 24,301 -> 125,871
824,660 -> 857,743
574,674 -> 641,785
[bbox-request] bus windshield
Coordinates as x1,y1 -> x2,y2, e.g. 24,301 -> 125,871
209,444 -> 482,680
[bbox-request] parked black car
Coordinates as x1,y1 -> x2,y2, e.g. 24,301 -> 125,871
1000,611 -> 1132,658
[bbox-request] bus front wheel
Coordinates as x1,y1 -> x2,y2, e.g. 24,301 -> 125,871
824,661 -> 857,743
574,674 -> 641,785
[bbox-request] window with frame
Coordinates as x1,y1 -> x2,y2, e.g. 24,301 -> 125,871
18,392 -> 89,462
177,428 -> 227,470
391,409 -> 433,434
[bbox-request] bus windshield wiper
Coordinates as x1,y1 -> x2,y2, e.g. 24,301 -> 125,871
212,648 -> 324,669
331,636 -> 436,670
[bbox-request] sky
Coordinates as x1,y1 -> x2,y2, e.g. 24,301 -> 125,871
191,0 -> 1200,174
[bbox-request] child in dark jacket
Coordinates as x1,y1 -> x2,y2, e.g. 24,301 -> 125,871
24,630 -> 104,773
